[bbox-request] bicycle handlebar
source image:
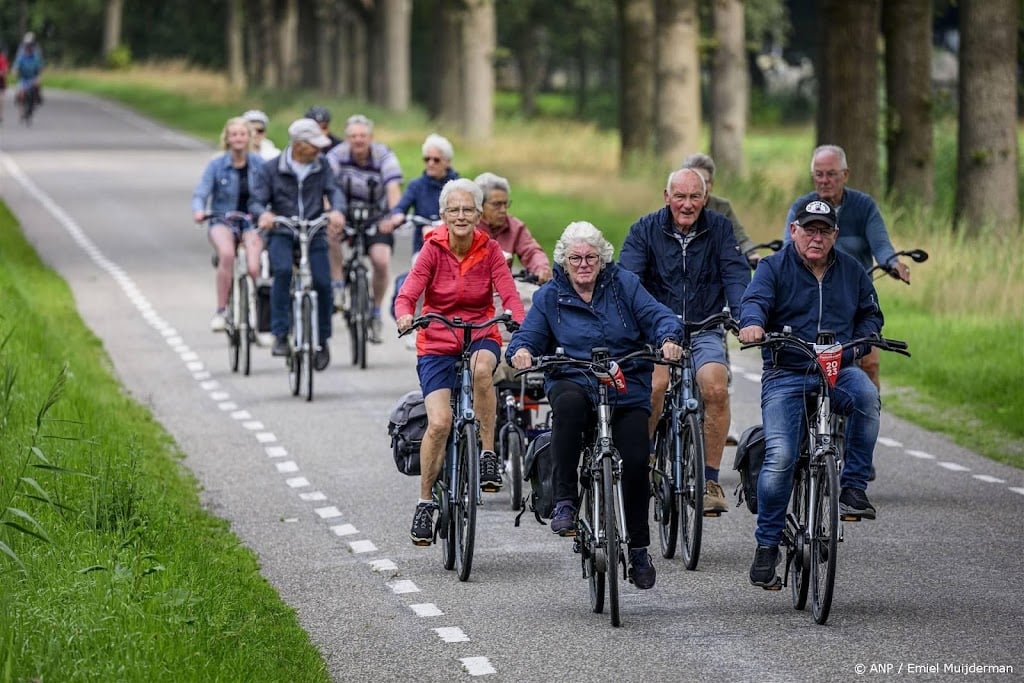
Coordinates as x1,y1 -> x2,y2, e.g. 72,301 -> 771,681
512,269 -> 541,285
265,214 -> 331,239
682,309 -> 740,338
199,211 -> 252,233
869,248 -> 929,279
740,330 -> 910,358
517,345 -> 660,378
399,311 -> 520,340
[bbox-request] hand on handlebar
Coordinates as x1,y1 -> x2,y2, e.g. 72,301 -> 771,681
396,314 -> 414,335
892,261 -> 911,284
511,348 -> 534,370
328,210 -> 346,236
738,325 -> 765,345
660,340 -> 683,362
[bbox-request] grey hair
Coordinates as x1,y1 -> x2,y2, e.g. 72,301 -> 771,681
681,152 -> 716,181
811,144 -> 848,172
666,167 -> 707,196
552,221 -> 614,267
439,178 -> 483,212
473,172 -> 511,200
422,133 -> 455,161
345,114 -> 374,135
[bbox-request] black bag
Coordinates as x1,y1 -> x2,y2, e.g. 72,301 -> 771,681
732,424 -> 766,514
387,390 -> 427,475
516,431 -> 556,526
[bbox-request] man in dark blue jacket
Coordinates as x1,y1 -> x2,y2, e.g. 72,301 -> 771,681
740,197 -> 884,589
620,168 -> 750,515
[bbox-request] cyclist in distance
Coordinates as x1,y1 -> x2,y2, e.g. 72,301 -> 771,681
619,168 -> 750,516
507,221 -> 683,589
783,144 -> 911,390
326,114 -> 404,343
304,105 -> 343,149
191,116 -> 266,332
11,33 -> 42,110
395,179 -> 525,546
681,153 -> 759,264
740,197 -> 885,589
249,118 -> 347,371
383,133 -> 460,256
242,109 -> 280,161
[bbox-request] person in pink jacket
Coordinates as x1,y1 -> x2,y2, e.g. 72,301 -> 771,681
395,178 -> 526,546
473,172 -> 552,283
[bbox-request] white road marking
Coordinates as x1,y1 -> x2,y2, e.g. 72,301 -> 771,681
192,371 -> 211,380
435,627 -> 470,643
299,492 -> 327,501
265,446 -> 288,458
938,462 -> 970,472
286,477 -> 310,488
972,474 -> 1006,484
200,380 -> 220,390
217,401 -> 238,411
410,603 -> 443,617
330,523 -> 358,536
255,432 -> 277,443
460,657 -> 496,676
231,410 -> 252,420
210,391 -> 230,401
242,421 -> 264,431
388,579 -> 419,594
181,351 -> 200,362
349,540 -> 377,553
167,336 -> 183,345
186,361 -> 204,372
1011,488 -> 1024,496
905,449 -> 935,459
876,436 -> 903,448
275,461 -> 299,473
369,559 -> 397,572
315,506 -> 342,519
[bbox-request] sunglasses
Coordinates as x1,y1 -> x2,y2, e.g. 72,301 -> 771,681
423,156 -> 444,164
253,127 -> 266,134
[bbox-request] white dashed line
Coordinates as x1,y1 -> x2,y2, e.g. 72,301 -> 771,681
938,462 -> 970,472
349,540 -> 377,553
242,421 -> 265,430
217,401 -> 238,411
410,603 -> 443,617
275,461 -> 299,473
181,351 -> 200,362
209,391 -> 230,401
286,477 -> 310,488
388,579 -> 420,594
299,491 -> 327,501
1011,488 -> 1024,496
330,523 -> 358,536
231,410 -> 252,420
435,627 -> 470,643
186,361 -> 204,372
369,559 -> 398,572
200,380 -> 220,390
905,449 -> 936,459
315,506 -> 342,519
460,657 -> 496,676
265,446 -> 288,457
876,436 -> 903,448
973,474 -> 1006,484
255,432 -> 277,443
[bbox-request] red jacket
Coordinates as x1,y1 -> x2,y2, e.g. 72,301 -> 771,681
396,226 -> 526,356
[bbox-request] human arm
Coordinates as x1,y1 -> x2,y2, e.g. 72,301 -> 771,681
508,218 -> 552,282
394,246 -> 434,330
506,293 -> 554,369
738,257 -> 775,343
489,244 -> 527,323
190,158 -> 218,220
861,198 -> 909,283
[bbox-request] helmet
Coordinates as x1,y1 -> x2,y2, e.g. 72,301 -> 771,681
304,106 -> 331,125
242,109 -> 270,127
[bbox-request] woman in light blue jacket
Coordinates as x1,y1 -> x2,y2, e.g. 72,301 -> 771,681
191,117 -> 265,331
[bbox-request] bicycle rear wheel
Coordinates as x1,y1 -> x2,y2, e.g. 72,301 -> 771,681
652,421 -> 677,559
227,283 -> 240,373
789,461 -> 810,610
811,454 -> 839,624
302,294 -> 314,402
680,412 -> 705,570
348,272 -> 369,369
582,471 -> 605,615
500,424 -> 524,510
455,422 -> 479,582
238,274 -> 252,376
603,455 -> 621,627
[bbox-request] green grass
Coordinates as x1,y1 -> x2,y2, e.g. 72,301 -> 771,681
0,204 -> 329,682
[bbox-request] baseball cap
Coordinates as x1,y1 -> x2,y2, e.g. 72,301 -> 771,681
242,109 -> 269,127
305,106 -> 331,124
795,198 -> 837,228
288,118 -> 332,148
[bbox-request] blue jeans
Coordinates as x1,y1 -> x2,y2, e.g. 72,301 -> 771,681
755,366 -> 880,547
267,232 -> 332,343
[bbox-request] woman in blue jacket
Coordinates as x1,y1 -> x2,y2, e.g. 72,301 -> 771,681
507,221 -> 682,590
191,116 -> 265,331
384,133 -> 459,255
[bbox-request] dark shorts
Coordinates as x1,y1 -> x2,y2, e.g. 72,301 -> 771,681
417,339 -> 500,397
691,328 -> 728,371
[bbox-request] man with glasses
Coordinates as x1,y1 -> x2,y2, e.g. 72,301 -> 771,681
784,145 -> 910,391
740,197 -> 885,589
620,168 -> 750,516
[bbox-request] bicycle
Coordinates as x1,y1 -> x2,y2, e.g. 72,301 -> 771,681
651,310 -> 738,570
741,329 -> 909,625
869,248 -> 929,281
520,345 -> 658,627
267,214 -> 330,402
742,239 -> 783,268
202,211 -> 257,375
17,81 -> 39,125
340,199 -> 386,370
400,312 -> 518,582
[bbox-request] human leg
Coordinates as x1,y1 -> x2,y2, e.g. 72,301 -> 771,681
613,407 -> 653,549
833,366 -> 880,517
547,381 -> 591,534
243,228 -> 264,281
309,237 -> 333,343
267,232 -> 294,341
208,224 -> 235,312
755,371 -> 809,547
693,331 -> 731,512
648,363 -> 669,440
859,346 -> 881,391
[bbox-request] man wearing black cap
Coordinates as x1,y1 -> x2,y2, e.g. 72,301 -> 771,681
739,195 -> 885,590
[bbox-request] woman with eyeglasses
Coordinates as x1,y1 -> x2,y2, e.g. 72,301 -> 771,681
395,178 -> 525,546
507,221 -> 683,590
385,133 -> 459,255
473,172 -> 552,284
241,110 -> 280,161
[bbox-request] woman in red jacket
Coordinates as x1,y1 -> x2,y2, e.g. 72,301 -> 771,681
395,178 -> 526,546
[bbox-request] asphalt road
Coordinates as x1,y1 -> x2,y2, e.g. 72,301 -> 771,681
2,91 -> 1021,683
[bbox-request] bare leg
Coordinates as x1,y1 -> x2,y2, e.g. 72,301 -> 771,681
471,349 -> 499,451
697,362 -> 730,470
419,389 -> 453,500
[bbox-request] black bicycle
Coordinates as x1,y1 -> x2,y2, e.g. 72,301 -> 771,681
340,199 -> 386,370
869,248 -> 929,281
741,330 -> 909,624
401,312 -> 518,582
743,239 -> 783,268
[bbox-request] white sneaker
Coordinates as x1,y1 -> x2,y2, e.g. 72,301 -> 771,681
256,332 -> 275,347
210,310 -> 228,332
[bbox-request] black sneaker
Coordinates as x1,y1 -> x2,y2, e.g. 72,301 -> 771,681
549,500 -> 577,536
410,502 -> 437,546
628,548 -> 656,589
480,450 -> 502,492
314,345 -> 330,371
749,544 -> 782,590
839,487 -> 876,520
271,336 -> 289,357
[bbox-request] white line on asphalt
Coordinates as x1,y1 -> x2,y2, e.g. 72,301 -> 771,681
315,506 -> 342,519
434,627 -> 469,643
276,461 -> 299,473
460,657 -> 496,676
286,477 -> 310,488
1011,488 -> 1024,496
255,432 -> 277,443
210,391 -> 230,401
217,401 -> 238,411
186,361 -> 204,372
200,380 -> 220,390
369,559 -> 397,572
349,540 -> 377,553
299,492 -> 327,501
410,603 -> 443,617
877,436 -> 903,448
231,410 -> 252,420
242,421 -> 265,430
938,462 -> 970,472
972,474 -> 1006,484
265,446 -> 288,458
905,449 -> 936,459
181,351 -> 200,362
330,524 -> 358,536
192,371 -> 211,380
388,579 -> 419,594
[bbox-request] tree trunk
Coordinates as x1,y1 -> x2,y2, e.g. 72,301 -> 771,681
817,0 -> 881,196
226,0 -> 247,90
882,0 -> 932,205
380,0 -> 411,111
515,24 -> 545,118
654,0 -> 700,169
313,0 -> 336,95
102,0 -> 124,59
709,0 -> 746,178
619,0 -> 656,170
436,2 -> 464,125
259,0 -> 279,88
462,0 -> 495,140
955,0 -> 1021,236
278,0 -> 300,89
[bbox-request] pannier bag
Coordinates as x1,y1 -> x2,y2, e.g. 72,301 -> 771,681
515,431 -> 555,526
732,424 -> 766,514
387,390 -> 428,475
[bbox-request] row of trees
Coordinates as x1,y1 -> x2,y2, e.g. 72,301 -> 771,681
7,0 -> 1020,234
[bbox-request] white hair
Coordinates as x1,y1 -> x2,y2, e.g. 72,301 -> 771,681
812,144 -> 848,172
666,167 -> 707,196
422,133 -> 454,161
439,178 -> 482,212
553,221 -> 614,267
473,172 -> 511,200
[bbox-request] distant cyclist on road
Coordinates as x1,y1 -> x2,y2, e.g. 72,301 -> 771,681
383,133 -> 459,256
12,33 -> 43,112
242,109 -> 280,161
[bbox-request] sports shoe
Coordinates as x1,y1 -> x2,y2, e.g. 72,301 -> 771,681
256,332 -> 276,347
314,345 -> 330,371
480,450 -> 502,492
628,547 -> 656,589
410,501 -> 437,546
210,309 -> 228,332
749,544 -> 782,589
549,499 -> 577,536
368,315 -> 383,344
271,336 -> 289,357
839,487 -> 877,520
704,480 -> 729,514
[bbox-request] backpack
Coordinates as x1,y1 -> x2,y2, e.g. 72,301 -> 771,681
732,424 -> 766,514
515,431 -> 556,526
387,390 -> 427,476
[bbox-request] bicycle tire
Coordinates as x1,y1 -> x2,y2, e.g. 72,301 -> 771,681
583,469 -> 605,614
227,282 -> 240,373
789,461 -> 810,610
302,294 -> 314,402
239,274 -> 252,376
455,422 -> 479,581
349,272 -> 369,369
288,294 -> 302,396
652,421 -> 677,559
500,424 -> 525,510
440,448 -> 457,571
811,453 -> 839,624
603,455 -> 620,627
680,411 -> 705,571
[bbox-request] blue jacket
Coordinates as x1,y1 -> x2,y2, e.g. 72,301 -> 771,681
391,169 -> 459,252
191,152 -> 265,216
249,147 -> 347,223
740,243 -> 884,372
784,188 -> 897,271
619,207 -> 749,327
506,262 -> 682,412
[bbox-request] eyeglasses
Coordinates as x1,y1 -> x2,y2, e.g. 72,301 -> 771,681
486,200 -> 511,209
798,225 -> 837,238
253,127 -> 266,134
423,156 -> 444,164
444,206 -> 478,217
567,254 -> 600,266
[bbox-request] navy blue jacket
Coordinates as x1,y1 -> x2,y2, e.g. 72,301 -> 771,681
506,262 -> 682,412
740,243 -> 884,371
249,147 -> 347,223
619,207 -> 749,327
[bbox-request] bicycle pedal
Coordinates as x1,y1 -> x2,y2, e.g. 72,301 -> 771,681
703,510 -> 723,518
840,514 -> 862,522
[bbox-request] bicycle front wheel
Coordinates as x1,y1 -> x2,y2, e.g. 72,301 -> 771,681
349,273 -> 369,369
239,274 -> 252,376
603,455 -> 621,627
652,421 -> 677,559
500,425 -> 524,510
811,453 -> 840,624
789,460 -> 810,611
455,422 -> 479,582
680,411 -> 705,571
303,294 -> 314,402
582,471 -> 604,615
227,282 -> 240,373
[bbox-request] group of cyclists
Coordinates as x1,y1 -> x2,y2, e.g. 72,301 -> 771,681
192,114 -> 914,595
